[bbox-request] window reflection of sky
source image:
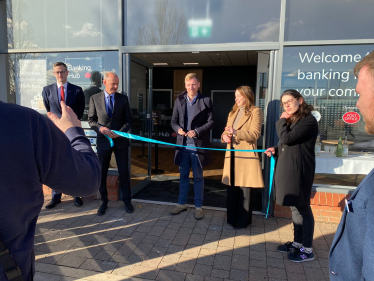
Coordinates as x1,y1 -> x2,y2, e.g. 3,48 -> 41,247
285,0 -> 374,41
126,0 -> 281,45
8,0 -> 118,49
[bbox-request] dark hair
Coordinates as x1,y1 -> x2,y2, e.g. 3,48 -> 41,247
229,86 -> 255,117
281,89 -> 314,125
53,62 -> 67,70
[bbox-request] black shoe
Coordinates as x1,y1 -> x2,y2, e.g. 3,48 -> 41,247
74,197 -> 83,207
97,203 -> 108,216
288,247 -> 315,262
45,199 -> 61,209
233,225 -> 245,230
278,241 -> 299,253
125,203 -> 134,213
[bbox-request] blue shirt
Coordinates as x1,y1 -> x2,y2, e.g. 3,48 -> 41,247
185,93 -> 200,145
104,90 -> 115,116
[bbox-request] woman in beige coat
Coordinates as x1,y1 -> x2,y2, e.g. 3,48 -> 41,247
221,86 -> 264,229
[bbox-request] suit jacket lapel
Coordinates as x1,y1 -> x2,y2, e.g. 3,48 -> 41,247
54,83 -> 59,107
112,92 -> 119,118
100,91 -> 109,119
190,96 -> 203,122
180,95 -> 186,121
65,82 -> 71,106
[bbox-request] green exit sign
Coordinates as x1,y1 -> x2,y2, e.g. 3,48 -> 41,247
188,19 -> 212,38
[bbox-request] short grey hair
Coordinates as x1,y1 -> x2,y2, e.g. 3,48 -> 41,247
104,72 -> 117,80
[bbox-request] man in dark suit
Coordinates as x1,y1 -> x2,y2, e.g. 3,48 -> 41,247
88,72 -> 133,216
170,73 -> 214,220
42,62 -> 86,209
329,50 -> 374,280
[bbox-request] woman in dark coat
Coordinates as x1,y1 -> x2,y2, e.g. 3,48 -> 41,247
265,89 -> 318,263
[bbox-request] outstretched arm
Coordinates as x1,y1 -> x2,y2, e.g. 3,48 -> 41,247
39,101 -> 101,197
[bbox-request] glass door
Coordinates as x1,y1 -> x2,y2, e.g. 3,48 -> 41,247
124,54 -> 153,195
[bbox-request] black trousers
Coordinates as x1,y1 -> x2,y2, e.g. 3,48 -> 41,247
227,186 -> 252,227
98,147 -> 131,205
291,205 -> 315,248
226,150 -> 252,227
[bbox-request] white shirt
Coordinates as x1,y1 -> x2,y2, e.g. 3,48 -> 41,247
57,82 -> 68,103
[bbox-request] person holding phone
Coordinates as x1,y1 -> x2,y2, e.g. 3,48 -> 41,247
265,89 -> 318,263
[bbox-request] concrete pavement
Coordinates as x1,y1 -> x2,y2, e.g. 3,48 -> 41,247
34,196 -> 337,281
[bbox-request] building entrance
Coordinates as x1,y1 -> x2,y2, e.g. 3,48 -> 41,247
127,51 -> 271,213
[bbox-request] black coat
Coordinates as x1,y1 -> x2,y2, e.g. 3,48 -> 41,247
171,91 -> 214,167
88,91 -> 132,151
274,113 -> 318,206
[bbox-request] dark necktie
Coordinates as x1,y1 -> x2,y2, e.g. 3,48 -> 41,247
108,95 -> 113,118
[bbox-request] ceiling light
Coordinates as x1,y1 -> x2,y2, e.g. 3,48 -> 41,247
153,63 -> 168,66
183,62 -> 199,65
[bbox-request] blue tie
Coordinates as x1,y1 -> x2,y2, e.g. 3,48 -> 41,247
108,95 -> 113,118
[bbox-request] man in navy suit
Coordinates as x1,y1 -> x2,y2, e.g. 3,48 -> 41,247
329,50 -> 374,280
42,62 -> 86,209
88,72 -> 133,216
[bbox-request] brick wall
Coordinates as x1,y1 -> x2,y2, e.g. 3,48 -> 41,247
42,175 -> 120,201
274,191 -> 351,223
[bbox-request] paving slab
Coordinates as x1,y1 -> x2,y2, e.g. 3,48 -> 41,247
34,197 -> 335,281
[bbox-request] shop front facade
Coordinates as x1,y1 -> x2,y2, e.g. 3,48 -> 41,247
1,0 -> 374,221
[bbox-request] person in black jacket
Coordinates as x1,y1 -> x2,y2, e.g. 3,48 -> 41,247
0,101 -> 100,281
265,89 -> 318,263
170,73 -> 214,220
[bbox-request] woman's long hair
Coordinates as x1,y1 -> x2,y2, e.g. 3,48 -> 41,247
229,86 -> 255,117
281,89 -> 314,125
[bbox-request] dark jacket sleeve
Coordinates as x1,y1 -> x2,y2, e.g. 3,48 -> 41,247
119,95 -> 132,133
276,115 -> 317,145
363,198 -> 374,278
37,116 -> 101,196
170,99 -> 182,133
194,97 -> 214,137
76,86 -> 85,120
88,95 -> 101,134
42,87 -> 50,113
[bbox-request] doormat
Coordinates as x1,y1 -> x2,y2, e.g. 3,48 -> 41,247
133,175 -> 262,210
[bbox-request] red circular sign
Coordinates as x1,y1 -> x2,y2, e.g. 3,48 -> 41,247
172,132 -> 177,137
85,73 -> 91,78
342,112 -> 360,124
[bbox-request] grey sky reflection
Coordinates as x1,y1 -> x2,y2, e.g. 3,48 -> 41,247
126,0 -> 281,45
285,0 -> 374,41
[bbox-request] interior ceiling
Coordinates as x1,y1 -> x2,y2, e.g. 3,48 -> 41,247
133,51 -> 260,67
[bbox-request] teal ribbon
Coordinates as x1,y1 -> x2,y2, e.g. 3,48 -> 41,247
105,131 -> 275,218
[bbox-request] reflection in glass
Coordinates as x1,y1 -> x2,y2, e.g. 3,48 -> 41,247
285,0 -> 374,41
6,0 -> 118,49
126,0 -> 281,46
8,51 -> 119,120
281,45 -> 374,186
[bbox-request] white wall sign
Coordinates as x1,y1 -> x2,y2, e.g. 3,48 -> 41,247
17,60 -> 47,112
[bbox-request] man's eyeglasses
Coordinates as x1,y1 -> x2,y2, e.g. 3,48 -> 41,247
54,71 -> 66,75
281,98 -> 298,107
